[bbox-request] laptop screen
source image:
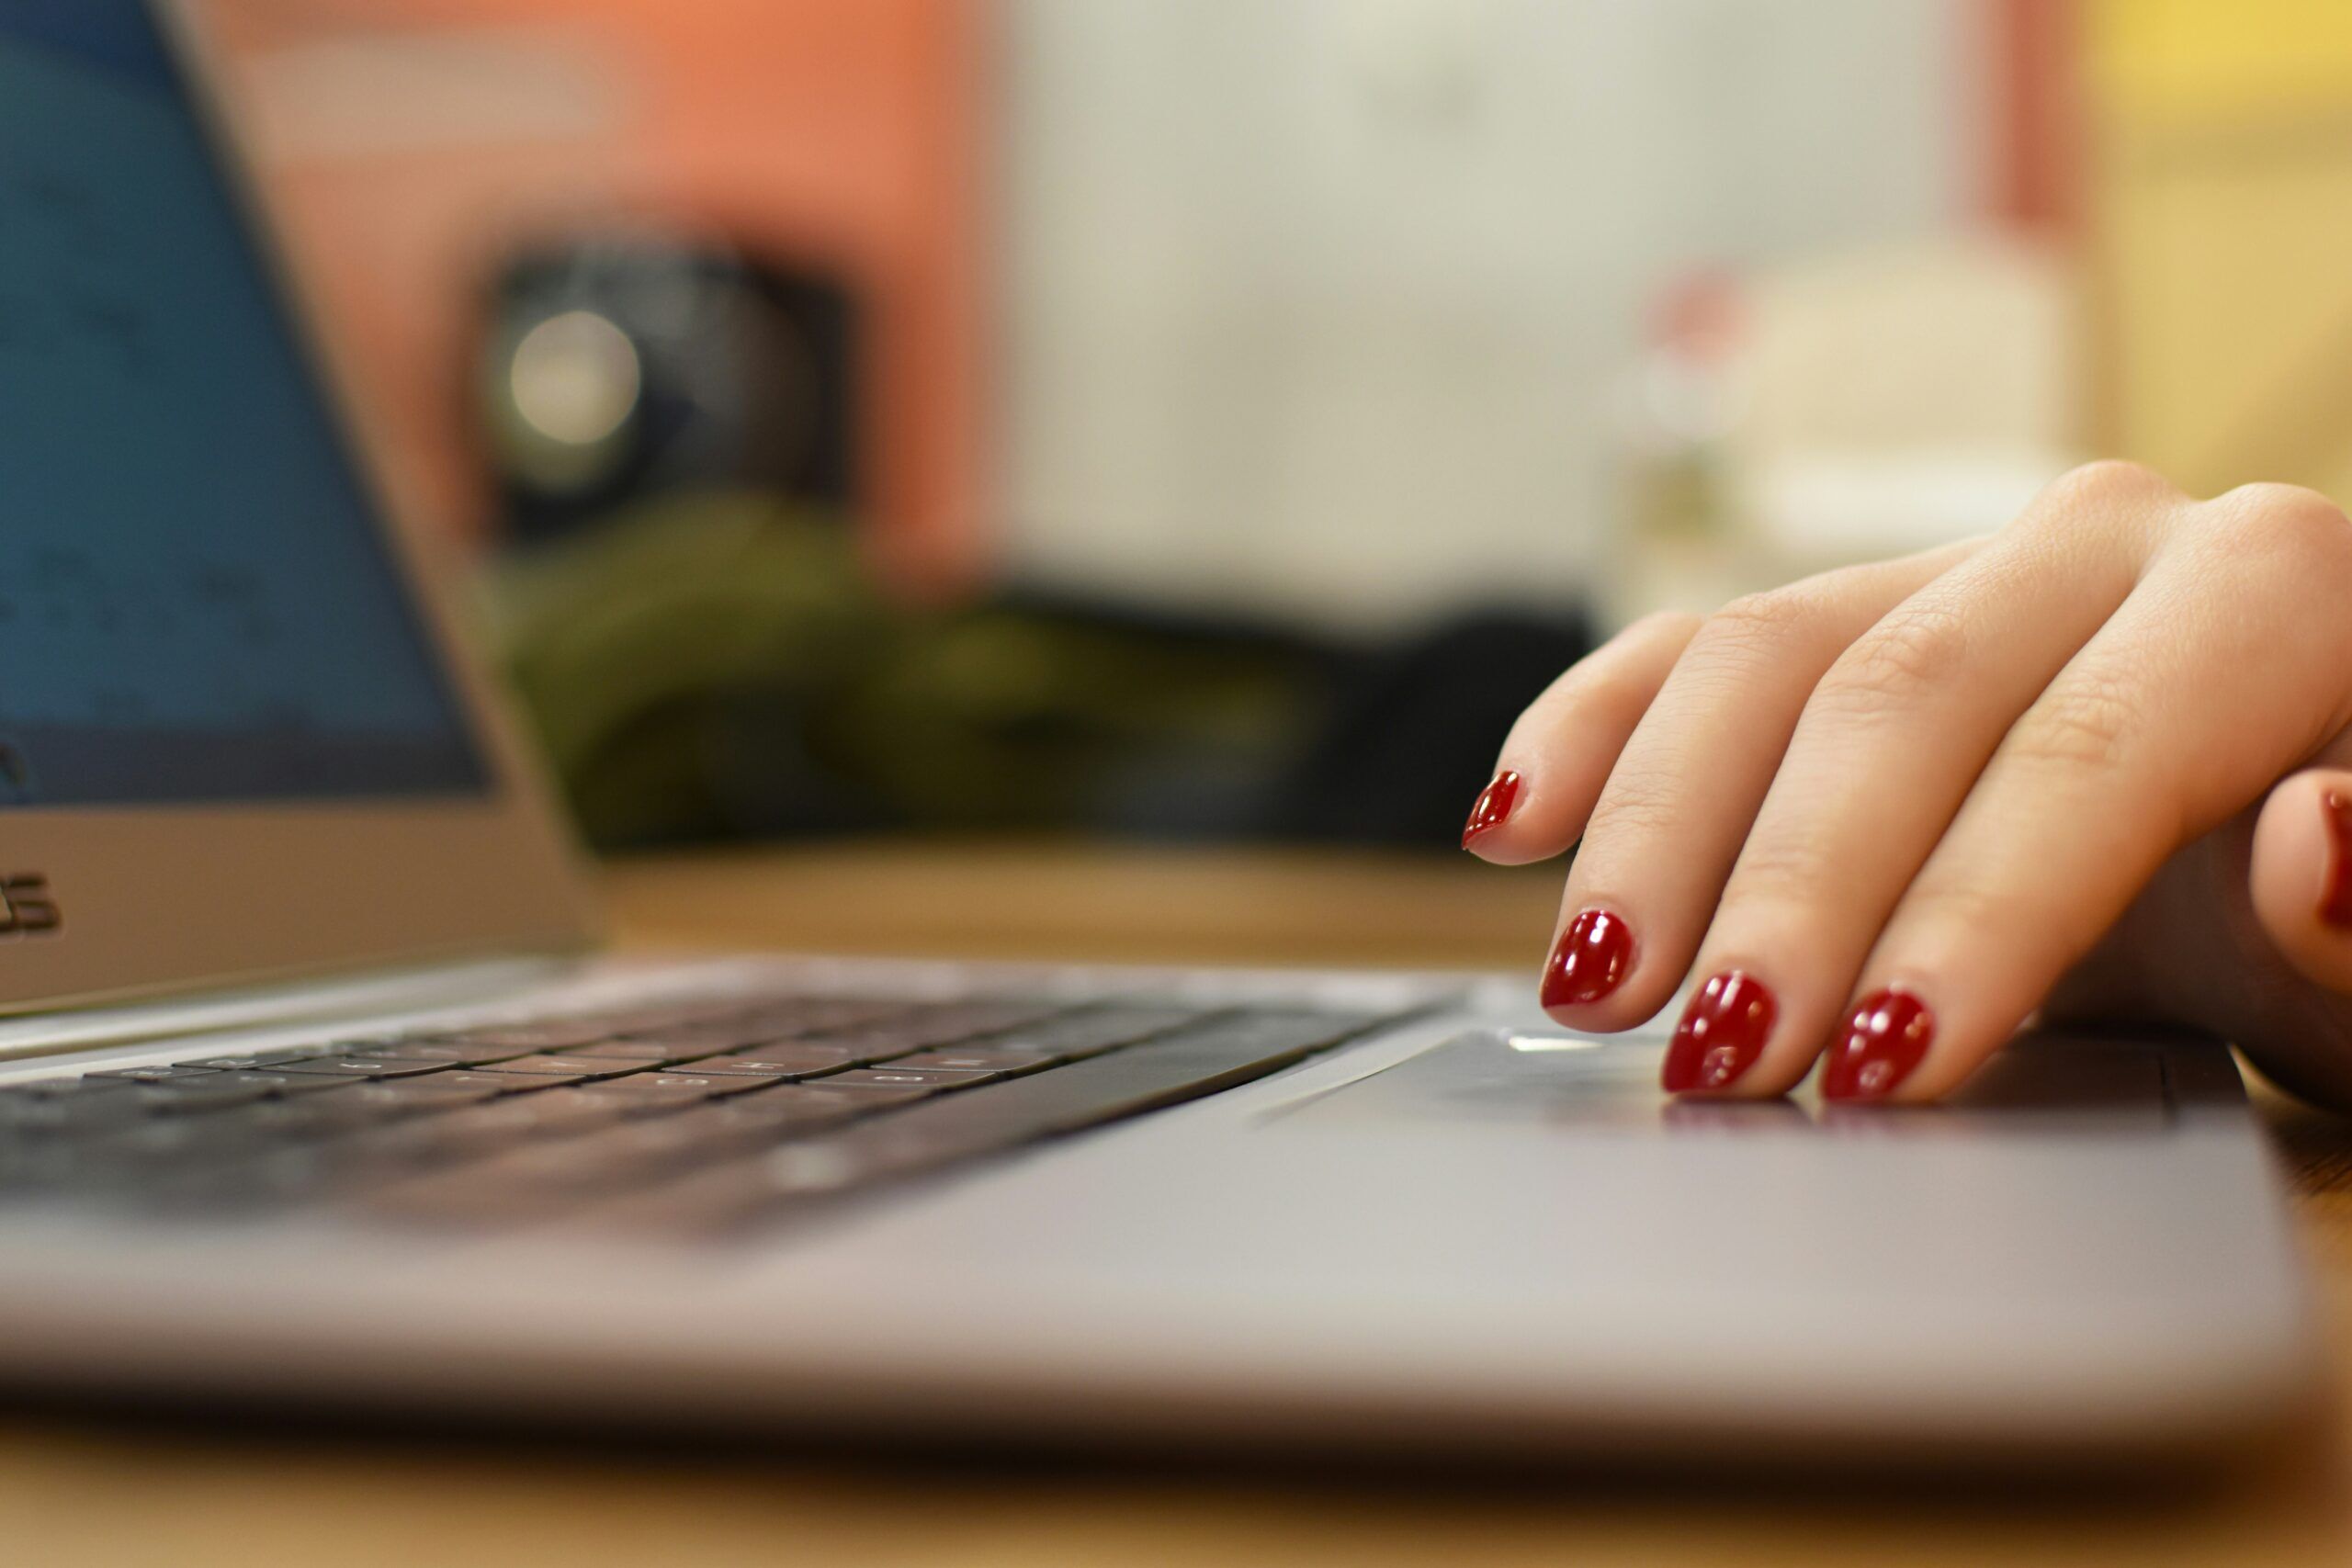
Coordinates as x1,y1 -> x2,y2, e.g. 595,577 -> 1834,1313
0,0 -> 486,808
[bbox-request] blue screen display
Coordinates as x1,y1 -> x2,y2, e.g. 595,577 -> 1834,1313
0,0 -> 485,806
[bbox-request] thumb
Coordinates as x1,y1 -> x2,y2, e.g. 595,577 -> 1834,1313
2250,766 -> 2352,994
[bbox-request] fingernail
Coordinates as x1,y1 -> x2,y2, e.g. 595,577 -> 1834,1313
1661,970 -> 1777,1093
1541,908 -> 1634,1009
2323,789 -> 2352,928
1822,987 -> 1934,1101
1462,771 -> 1524,850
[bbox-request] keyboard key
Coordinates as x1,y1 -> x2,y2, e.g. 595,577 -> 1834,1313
307,1122 -> 466,1182
565,1073 -> 740,1114
703,1081 -> 923,1126
98,1116 -> 245,1163
184,1047 -> 333,1071
307,1035 -> 550,1068
977,1007 -> 1208,1062
268,1056 -> 451,1079
354,1097 -> 735,1225
581,1142 -> 898,1231
342,1038 -> 530,1066
721,998 -> 911,1035
467,1055 -> 630,1083
85,1065 -> 221,1084
560,1112 -> 740,1167
614,1021 -> 804,1056
320,1037 -> 444,1056
453,1138 -> 631,1190
400,1091 -> 802,1213
458,1086 -> 629,1131
143,1149 -> 331,1213
820,1066 -> 1000,1094
138,1070 -> 357,1113
549,1039 -> 678,1063
659,1061 -> 798,1083
888,1046 -> 1057,1075
70,1100 -> 357,1196
465,1089 -> 902,1222
896,998 -> 1071,1037
3,1077 -> 140,1100
679,1044 -> 867,1078
437,1021 -> 623,1052
188,1097 -> 360,1145
329,1074 -> 520,1113
780,1000 -> 1066,1058
0,1084 -> 150,1134
324,1090 -> 629,1179
568,998 -> 770,1035
361,1164 -> 599,1226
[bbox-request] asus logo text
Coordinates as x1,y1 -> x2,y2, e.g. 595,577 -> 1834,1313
0,874 -> 60,937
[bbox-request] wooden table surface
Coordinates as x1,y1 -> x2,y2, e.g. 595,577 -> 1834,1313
11,840 -> 2352,1566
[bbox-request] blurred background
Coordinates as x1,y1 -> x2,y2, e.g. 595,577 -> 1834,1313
177,0 -> 2342,852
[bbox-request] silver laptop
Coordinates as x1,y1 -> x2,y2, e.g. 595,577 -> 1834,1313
0,1 -> 2318,1464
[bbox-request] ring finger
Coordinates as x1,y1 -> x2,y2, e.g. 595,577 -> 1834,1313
1660,463 -> 2174,1095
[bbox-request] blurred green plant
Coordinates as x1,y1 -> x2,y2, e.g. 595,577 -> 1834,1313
484,493 -> 1315,848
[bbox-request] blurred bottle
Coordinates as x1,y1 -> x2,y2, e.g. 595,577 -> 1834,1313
1611,270 -> 1751,628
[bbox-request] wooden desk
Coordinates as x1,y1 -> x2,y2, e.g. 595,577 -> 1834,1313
7,841 -> 2352,1566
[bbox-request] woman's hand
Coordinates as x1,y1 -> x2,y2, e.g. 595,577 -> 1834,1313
1464,462 -> 2352,1107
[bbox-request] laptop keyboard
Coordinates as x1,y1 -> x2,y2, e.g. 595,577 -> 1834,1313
0,987 -> 1406,1238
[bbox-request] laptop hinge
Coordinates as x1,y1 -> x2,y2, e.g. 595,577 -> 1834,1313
0,956 -> 577,1065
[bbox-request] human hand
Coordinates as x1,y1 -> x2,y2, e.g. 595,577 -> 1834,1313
1464,463 -> 2352,1106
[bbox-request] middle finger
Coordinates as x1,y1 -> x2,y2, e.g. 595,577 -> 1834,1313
1658,466 -> 2169,1095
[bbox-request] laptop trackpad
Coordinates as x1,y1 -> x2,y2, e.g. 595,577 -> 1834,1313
1288,1025 -> 2197,1134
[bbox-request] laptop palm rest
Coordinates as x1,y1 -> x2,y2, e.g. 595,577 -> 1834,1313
1283,1024 -> 2216,1134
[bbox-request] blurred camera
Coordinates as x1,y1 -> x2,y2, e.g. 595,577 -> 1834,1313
477,237 -> 860,542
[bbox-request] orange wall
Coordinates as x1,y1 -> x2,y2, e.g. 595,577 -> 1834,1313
1987,0 -> 2084,235
201,0 -> 984,590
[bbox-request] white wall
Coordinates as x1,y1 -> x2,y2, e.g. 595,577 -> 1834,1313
995,0 -> 1978,626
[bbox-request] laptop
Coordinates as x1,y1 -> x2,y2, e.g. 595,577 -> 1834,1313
0,0 -> 2318,1464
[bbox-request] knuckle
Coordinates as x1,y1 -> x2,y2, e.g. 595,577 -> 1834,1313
1627,608 -> 1706,645
2208,482 -> 2352,570
1569,665 -> 1658,731
1901,874 -> 2114,978
2034,458 -> 2177,518
1724,833 -> 1843,904
2006,672 -> 2143,774
1689,587 -> 1823,666
1900,877 -> 2037,944
2216,479 -> 2343,525
1536,611 -> 1707,728
1815,600 -> 1973,711
1582,773 -> 1685,843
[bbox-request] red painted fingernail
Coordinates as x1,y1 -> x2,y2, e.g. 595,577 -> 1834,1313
2323,789 -> 2352,929
1541,908 -> 1634,1010
1462,771 -> 1524,850
1822,988 -> 1935,1101
1662,970 -> 1777,1093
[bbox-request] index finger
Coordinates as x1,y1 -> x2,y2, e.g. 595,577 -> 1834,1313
1464,610 -> 1701,865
